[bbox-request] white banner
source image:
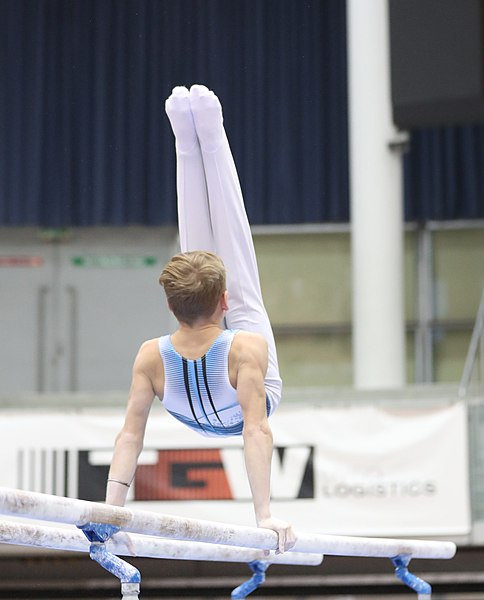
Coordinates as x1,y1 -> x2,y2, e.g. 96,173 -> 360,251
0,401 -> 470,537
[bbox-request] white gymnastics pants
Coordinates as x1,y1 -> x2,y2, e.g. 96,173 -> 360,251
165,85 -> 282,412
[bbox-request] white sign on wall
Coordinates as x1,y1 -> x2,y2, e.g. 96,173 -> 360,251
0,401 -> 470,537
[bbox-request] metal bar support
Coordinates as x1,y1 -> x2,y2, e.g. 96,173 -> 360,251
392,553 -> 431,598
79,522 -> 141,600
231,560 -> 269,599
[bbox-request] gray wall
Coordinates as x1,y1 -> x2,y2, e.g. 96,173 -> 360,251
0,227 -> 178,393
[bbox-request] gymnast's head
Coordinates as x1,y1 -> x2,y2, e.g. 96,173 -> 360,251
159,251 -> 227,325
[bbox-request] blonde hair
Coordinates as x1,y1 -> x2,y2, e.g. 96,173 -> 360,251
159,251 -> 226,325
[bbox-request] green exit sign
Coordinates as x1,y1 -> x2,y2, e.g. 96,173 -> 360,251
71,255 -> 158,268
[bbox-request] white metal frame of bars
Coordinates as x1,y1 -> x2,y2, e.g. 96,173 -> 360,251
0,486 -> 456,600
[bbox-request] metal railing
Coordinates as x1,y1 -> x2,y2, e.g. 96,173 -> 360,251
459,287 -> 484,398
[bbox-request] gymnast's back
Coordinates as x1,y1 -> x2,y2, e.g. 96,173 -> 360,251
158,329 -> 244,437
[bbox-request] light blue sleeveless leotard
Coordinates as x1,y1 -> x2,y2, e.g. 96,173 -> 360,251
159,329 -> 248,437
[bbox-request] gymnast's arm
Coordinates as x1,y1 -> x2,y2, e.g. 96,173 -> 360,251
106,341 -> 158,506
235,332 -> 296,554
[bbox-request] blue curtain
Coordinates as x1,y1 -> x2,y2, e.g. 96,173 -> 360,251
404,126 -> 484,220
0,0 -> 349,226
2,1 -> 482,227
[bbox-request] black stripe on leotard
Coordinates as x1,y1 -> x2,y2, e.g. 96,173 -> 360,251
182,357 -> 204,430
201,355 -> 225,428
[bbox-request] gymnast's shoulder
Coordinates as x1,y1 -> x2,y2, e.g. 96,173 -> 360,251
132,338 -> 162,371
231,330 -> 268,365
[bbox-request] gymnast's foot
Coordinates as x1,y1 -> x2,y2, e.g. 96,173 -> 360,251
165,86 -> 198,153
189,84 -> 225,152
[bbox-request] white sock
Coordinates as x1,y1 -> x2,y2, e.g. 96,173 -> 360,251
189,84 -> 225,153
165,86 -> 198,154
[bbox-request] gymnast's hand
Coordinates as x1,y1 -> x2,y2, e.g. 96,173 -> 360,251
257,516 -> 297,554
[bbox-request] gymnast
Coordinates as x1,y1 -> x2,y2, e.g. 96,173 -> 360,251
106,85 -> 295,554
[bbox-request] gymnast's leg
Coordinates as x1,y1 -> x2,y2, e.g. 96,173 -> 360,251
165,86 -> 214,253
188,84 -> 282,411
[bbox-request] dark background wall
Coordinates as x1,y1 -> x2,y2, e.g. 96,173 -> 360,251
0,0 -> 483,226
389,0 -> 484,221
0,0 -> 348,226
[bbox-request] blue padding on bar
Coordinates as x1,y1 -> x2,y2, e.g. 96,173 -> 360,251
78,521 -> 120,543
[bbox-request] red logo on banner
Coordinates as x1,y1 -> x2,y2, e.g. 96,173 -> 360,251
0,256 -> 44,267
135,449 -> 233,500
